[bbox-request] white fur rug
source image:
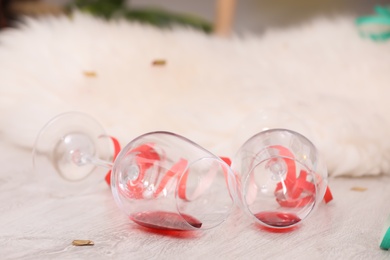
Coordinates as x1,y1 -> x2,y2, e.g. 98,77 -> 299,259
0,12 -> 389,177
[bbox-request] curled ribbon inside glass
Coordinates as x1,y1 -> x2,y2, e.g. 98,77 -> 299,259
232,129 -> 332,229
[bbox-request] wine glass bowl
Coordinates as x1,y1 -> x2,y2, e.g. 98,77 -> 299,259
111,132 -> 237,231
232,128 -> 328,229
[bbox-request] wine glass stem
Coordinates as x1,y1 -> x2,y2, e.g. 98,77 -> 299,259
84,154 -> 114,169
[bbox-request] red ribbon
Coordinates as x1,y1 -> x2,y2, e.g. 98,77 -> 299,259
104,136 -> 121,186
270,145 -> 333,207
104,138 -> 189,199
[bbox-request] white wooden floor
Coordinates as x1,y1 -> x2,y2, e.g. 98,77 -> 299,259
1,140 -> 389,259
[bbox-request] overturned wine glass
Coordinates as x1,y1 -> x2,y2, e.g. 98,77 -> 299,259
33,112 -> 237,231
232,108 -> 332,230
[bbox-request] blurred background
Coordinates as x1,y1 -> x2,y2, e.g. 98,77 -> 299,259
48,0 -> 390,32
132,0 -> 390,32
2,0 -> 390,34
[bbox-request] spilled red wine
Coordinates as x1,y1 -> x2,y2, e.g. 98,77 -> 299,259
254,211 -> 301,227
130,211 -> 202,231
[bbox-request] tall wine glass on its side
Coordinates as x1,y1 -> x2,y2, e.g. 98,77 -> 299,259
32,112 -> 238,231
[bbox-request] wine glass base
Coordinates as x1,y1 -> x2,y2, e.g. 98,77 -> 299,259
33,112 -> 112,181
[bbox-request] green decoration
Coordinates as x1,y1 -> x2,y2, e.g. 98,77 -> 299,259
68,0 -> 213,33
356,5 -> 390,41
380,214 -> 390,250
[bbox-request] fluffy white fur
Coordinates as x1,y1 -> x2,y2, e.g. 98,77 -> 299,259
0,12 -> 389,177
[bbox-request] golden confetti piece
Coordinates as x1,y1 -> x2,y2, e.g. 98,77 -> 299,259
83,71 -> 97,77
152,59 -> 166,66
351,186 -> 367,192
72,240 -> 94,246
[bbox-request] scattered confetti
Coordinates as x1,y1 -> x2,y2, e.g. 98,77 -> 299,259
72,240 -> 94,246
83,71 -> 97,77
152,59 -> 166,66
351,186 -> 367,192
